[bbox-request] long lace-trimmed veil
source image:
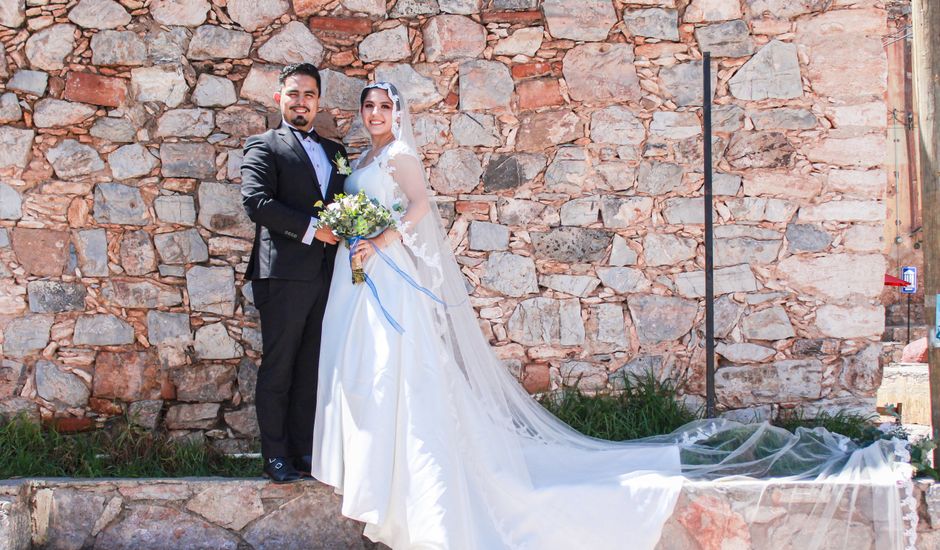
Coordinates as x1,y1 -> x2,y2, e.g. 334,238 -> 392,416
357,82 -> 912,550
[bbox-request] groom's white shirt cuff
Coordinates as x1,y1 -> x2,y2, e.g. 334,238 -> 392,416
302,217 -> 318,245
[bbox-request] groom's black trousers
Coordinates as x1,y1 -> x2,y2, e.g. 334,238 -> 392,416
253,266 -> 331,459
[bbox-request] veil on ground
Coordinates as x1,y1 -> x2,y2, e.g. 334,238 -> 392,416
357,82 -> 913,550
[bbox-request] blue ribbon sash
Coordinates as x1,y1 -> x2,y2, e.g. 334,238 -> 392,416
347,236 -> 452,334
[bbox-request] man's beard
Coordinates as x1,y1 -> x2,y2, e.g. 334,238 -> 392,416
289,114 -> 309,127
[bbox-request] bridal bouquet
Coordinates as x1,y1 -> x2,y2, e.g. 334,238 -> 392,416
315,191 -> 396,284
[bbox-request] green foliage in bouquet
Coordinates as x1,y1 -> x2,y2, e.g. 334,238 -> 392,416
315,191 -> 398,283
315,191 -> 396,241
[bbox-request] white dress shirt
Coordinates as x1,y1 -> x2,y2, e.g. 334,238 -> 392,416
282,121 -> 332,245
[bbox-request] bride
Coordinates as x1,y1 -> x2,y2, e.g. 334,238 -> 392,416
311,83 -> 909,549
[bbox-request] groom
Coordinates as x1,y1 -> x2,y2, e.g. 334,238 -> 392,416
241,63 -> 347,483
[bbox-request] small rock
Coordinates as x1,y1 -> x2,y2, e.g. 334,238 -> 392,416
226,0 -> 289,32
156,109 -> 215,138
636,161 -> 683,195
93,350 -> 167,401
131,65 -> 188,108
0,127 -> 35,169
451,113 -> 500,147
147,26 -> 192,64
430,149 -> 482,194
459,60 -> 513,111
481,252 -> 538,297
716,342 -> 775,363
194,323 -> 244,360
628,294 -> 698,344
0,92 -> 22,123
197,182 -> 253,238
32,99 -> 96,128
359,25 -> 409,63
0,182 -> 22,220
74,229 -> 109,277
186,266 -> 236,315
596,267 -> 650,294
423,14 -> 485,62
660,60 -> 716,106
91,30 -> 148,66
728,40 -> 802,100
258,21 -> 323,65
515,110 -> 582,152
694,20 -> 754,57
493,26 -> 543,57
192,74 -> 237,108
119,230 -> 158,276
73,314 -> 135,346
372,64 -> 444,111
469,221 -> 509,251
94,183 -> 150,225
7,70 -> 47,96
91,118 -> 136,143
175,363 -> 237,402
154,196 -> 196,226
28,281 -> 86,313
102,279 -> 182,309
542,0 -> 616,41
25,24 -> 75,71
590,106 -> 645,145
390,0 -> 440,17
741,306 -> 795,340
153,229 -> 209,265
623,8 -> 679,40
165,403 -> 221,430
563,43 -> 640,103
785,223 -> 831,253
147,311 -> 192,345
128,400 -> 163,429
35,361 -> 89,408
3,315 -> 53,357
109,144 -> 160,181
151,0 -> 210,26
531,227 -> 610,262
160,143 -> 216,179
68,0 -> 130,29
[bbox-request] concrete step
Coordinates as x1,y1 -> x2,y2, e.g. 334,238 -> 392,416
0,477 -> 937,549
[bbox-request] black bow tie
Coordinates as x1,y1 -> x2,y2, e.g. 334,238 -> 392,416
292,127 -> 320,143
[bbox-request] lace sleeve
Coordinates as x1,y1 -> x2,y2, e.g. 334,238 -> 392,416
386,144 -> 430,230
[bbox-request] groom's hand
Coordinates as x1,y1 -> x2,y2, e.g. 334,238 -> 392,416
314,226 -> 339,245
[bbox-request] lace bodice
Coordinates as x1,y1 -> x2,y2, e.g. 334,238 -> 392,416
346,147 -> 408,213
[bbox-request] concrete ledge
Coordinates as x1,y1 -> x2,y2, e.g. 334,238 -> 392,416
0,477 -> 937,549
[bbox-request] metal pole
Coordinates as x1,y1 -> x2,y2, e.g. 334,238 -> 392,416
703,52 -> 716,418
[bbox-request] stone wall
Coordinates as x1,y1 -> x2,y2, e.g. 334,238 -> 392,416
0,0 -> 889,443
1,478 -> 937,549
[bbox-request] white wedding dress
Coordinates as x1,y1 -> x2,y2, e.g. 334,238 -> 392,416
312,83 -> 909,550
312,143 -> 685,549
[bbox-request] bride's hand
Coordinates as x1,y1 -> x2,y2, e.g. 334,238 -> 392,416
355,230 -> 399,263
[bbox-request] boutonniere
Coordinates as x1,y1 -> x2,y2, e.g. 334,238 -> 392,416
333,152 -> 352,176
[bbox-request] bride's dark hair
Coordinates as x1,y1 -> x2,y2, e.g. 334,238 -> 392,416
359,83 -> 402,110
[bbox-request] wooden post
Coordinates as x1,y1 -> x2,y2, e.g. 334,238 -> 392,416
911,0 -> 940,463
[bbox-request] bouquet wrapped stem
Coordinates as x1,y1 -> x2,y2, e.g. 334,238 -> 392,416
314,192 -> 397,284
349,240 -> 366,284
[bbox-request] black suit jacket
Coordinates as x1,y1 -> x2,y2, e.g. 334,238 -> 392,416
241,125 -> 347,281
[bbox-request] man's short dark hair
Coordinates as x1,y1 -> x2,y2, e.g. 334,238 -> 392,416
279,63 -> 322,93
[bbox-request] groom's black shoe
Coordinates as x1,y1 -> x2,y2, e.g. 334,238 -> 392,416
262,457 -> 302,483
294,455 -> 314,478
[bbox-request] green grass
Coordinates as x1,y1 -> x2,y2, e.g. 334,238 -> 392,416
771,408 -> 883,445
539,371 -> 701,441
0,416 -> 259,479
